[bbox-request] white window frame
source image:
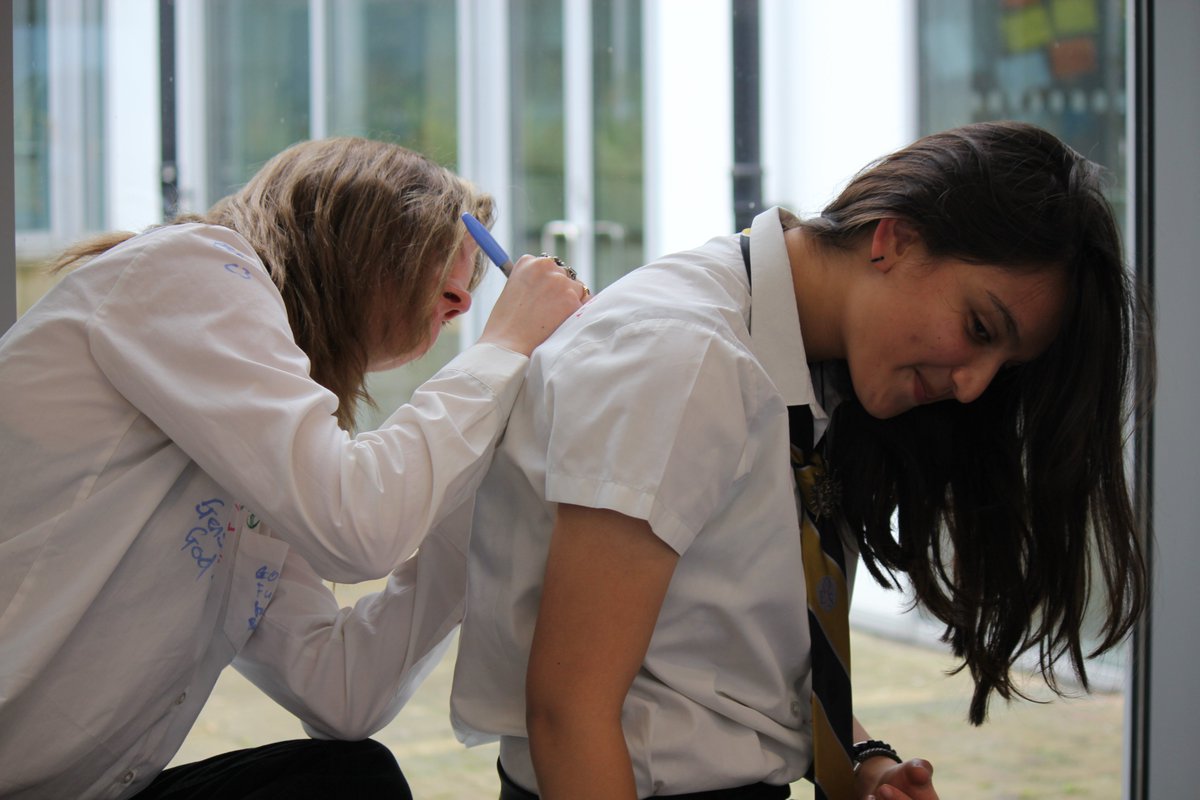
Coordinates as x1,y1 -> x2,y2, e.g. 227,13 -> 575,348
14,0 -> 102,260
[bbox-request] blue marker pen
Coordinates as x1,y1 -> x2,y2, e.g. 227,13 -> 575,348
462,212 -> 513,277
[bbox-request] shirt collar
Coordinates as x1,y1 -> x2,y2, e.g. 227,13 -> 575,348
745,207 -> 830,432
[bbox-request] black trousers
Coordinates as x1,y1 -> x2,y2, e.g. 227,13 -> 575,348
134,739 -> 411,800
497,760 -> 790,800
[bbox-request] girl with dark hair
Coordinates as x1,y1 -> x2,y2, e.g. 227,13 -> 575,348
450,121 -> 1150,800
0,137 -> 587,799
804,122 -> 1148,730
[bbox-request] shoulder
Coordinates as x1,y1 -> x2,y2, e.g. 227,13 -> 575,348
119,223 -> 266,276
529,306 -> 773,435
93,222 -> 275,301
83,223 -> 286,344
534,234 -> 751,374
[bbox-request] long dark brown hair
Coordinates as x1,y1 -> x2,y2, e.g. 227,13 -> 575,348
52,137 -> 493,430
801,121 -> 1153,724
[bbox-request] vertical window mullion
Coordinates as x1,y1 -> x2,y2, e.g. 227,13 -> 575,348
562,0 -> 593,288
455,0 -> 511,350
47,0 -> 86,243
309,0 -> 327,140
172,0 -> 207,214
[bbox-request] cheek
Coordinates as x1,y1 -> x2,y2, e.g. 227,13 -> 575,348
907,315 -> 967,359
846,360 -> 888,406
859,303 -> 917,356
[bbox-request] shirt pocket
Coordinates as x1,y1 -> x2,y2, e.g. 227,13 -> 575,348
222,515 -> 289,653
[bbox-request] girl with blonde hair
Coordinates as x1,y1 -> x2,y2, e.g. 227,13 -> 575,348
0,137 -> 587,799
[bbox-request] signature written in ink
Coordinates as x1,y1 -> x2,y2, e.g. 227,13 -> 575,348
182,497 -> 228,579
247,564 -> 281,631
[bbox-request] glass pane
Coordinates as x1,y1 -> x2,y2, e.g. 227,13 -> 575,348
13,0 -> 106,316
13,0 -> 106,236
324,0 -> 461,432
508,0 -> 565,258
14,0 -> 50,232
79,0 -> 106,233
592,0 -> 643,289
204,0 -> 310,205
357,331 -> 463,432
918,0 -> 1127,225
325,0 -> 457,163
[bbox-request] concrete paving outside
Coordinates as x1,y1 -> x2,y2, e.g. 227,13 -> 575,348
173,583 -> 1124,799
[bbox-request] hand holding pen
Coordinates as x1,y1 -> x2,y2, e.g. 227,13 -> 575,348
462,212 -> 516,278
462,212 -> 589,356
462,212 -> 583,287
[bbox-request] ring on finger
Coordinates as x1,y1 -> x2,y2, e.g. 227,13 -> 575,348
539,251 -> 577,280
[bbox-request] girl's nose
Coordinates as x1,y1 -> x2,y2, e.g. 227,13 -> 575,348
952,356 -> 1003,404
439,284 -> 472,320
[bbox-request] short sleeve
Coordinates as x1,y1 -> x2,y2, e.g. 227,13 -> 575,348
537,318 -> 768,553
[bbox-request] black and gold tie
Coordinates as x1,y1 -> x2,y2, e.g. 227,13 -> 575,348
737,230 -> 854,797
789,404 -> 855,800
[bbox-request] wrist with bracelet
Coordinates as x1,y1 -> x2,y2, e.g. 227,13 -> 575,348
851,739 -> 902,775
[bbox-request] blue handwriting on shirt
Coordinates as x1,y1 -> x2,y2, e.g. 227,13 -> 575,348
181,497 -> 227,579
247,565 -> 281,631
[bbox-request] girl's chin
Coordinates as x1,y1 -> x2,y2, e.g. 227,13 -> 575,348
860,394 -> 909,420
368,350 -> 420,373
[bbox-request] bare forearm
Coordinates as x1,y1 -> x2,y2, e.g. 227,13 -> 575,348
528,712 -> 637,800
524,505 -> 678,800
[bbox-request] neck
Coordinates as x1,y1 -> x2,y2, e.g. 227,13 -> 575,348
783,228 -> 858,362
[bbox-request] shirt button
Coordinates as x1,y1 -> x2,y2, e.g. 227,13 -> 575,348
791,700 -> 803,717
174,691 -> 188,705
120,769 -> 136,784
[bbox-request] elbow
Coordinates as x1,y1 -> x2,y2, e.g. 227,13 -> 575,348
525,688 -> 620,746
524,696 -> 558,745
289,441 -> 428,582
333,550 -> 398,584
292,519 -> 416,583
525,687 -> 564,744
304,714 -> 384,743
303,708 -> 389,743
299,548 -> 396,584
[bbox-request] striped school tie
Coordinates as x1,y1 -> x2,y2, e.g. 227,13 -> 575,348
789,404 -> 855,800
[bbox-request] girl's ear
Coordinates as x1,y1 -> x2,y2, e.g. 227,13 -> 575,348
870,218 -> 922,271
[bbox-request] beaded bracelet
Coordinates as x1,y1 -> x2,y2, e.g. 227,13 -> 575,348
850,739 -> 902,774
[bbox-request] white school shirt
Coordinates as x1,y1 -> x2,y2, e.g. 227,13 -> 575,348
451,207 -> 856,796
0,223 -> 526,799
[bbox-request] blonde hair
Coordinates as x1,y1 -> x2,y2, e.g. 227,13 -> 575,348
55,137 -> 494,430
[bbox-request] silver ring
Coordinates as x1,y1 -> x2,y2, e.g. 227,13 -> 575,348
539,252 -> 577,280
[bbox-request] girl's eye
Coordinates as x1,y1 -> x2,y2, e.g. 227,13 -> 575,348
972,314 -> 992,343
